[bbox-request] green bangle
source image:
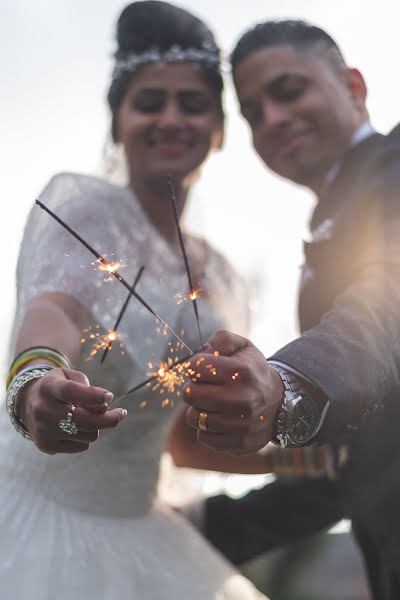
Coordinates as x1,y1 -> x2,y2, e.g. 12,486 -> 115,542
7,346 -> 72,389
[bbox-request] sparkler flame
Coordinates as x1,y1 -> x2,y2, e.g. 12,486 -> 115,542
176,288 -> 203,305
93,258 -> 127,282
98,261 -> 123,274
147,355 -> 190,397
81,325 -> 123,360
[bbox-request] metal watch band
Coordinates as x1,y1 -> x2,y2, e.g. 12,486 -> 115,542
270,364 -> 311,448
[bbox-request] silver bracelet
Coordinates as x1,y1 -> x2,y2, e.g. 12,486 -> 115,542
6,365 -> 54,440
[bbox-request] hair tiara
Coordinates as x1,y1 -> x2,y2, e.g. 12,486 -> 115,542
112,42 -> 220,80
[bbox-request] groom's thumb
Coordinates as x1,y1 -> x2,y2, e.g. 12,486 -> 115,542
203,329 -> 252,357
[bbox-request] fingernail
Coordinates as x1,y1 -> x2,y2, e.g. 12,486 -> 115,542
120,409 -> 128,419
104,392 -> 114,404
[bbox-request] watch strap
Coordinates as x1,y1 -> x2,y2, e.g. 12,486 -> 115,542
270,364 -> 319,448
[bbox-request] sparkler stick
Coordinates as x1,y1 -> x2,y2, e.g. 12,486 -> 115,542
167,176 -> 204,347
118,349 -> 197,401
100,265 -> 145,364
36,200 -> 192,353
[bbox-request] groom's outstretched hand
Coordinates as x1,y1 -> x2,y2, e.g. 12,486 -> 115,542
184,330 -> 284,455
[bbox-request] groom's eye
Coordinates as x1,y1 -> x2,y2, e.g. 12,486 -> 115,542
275,86 -> 305,103
271,76 -> 308,103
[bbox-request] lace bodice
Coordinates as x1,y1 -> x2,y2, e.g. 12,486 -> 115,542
5,173 -> 249,518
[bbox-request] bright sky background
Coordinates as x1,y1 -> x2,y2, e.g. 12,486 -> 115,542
1,0 -> 400,379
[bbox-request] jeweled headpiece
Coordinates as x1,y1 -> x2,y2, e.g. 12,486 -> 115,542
112,42 -> 220,80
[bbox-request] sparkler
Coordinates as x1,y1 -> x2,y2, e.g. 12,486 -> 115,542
99,265 -> 145,364
118,349 -> 196,400
96,258 -> 127,282
118,346 -> 222,403
81,324 -> 125,360
167,176 -> 204,347
36,199 -> 191,353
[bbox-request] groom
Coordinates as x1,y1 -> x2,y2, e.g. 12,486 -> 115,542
184,20 -> 400,599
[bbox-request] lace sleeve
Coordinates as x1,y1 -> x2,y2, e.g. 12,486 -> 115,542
14,172 -> 126,329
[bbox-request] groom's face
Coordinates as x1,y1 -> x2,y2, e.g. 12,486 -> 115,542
233,44 -> 363,188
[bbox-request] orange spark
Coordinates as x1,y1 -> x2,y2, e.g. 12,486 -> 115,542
81,325 -> 123,360
176,288 -> 203,305
98,261 -> 123,274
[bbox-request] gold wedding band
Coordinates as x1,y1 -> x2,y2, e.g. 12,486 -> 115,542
198,411 -> 208,432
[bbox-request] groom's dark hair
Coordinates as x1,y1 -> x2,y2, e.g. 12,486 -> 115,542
231,20 -> 346,74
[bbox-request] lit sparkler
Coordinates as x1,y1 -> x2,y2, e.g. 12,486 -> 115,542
81,324 -> 125,360
167,176 -> 203,347
117,349 -> 197,400
100,265 -> 145,364
176,287 -> 203,305
95,258 -> 127,282
36,199 -> 191,353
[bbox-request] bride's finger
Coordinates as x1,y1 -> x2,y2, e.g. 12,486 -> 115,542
72,406 -> 127,431
59,430 -> 99,444
62,368 -> 90,386
42,374 -> 112,408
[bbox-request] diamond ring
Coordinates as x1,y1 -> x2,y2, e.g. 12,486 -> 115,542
59,405 -> 79,435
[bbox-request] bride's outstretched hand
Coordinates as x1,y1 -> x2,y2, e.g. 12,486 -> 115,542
16,368 -> 127,454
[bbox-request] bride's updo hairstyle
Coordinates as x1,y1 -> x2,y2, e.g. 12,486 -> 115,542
107,1 -> 224,141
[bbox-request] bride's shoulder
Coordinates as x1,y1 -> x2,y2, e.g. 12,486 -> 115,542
37,172 -> 134,219
40,171 -> 126,202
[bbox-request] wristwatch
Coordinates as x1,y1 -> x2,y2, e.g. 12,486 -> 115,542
269,364 -> 323,448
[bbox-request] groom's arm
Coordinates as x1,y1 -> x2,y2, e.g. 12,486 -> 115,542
192,476 -> 344,566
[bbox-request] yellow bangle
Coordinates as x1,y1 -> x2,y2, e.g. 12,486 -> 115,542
7,347 -> 71,389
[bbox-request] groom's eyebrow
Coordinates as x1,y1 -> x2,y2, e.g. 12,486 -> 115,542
267,72 -> 308,93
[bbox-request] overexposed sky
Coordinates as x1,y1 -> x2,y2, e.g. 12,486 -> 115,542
1,0 -> 400,376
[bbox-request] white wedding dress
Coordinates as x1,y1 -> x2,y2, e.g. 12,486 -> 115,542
0,173 -> 267,599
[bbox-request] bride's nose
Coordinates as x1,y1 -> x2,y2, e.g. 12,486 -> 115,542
157,100 -> 183,129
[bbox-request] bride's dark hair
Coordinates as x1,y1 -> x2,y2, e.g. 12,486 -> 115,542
107,0 -> 224,131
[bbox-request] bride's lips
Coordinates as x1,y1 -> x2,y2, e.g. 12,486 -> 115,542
150,139 -> 191,158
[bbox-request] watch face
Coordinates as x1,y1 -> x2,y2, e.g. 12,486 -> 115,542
287,395 -> 319,445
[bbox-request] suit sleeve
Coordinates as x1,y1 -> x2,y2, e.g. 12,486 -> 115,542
204,477 -> 344,565
270,131 -> 400,441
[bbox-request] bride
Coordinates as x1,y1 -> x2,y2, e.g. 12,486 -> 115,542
1,2 -> 268,598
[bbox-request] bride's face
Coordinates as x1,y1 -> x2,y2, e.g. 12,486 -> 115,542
114,62 -> 223,183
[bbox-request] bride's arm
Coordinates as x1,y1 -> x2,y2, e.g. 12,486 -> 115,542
16,292 -> 89,366
167,408 -> 271,474
168,409 -> 333,477
11,292 -> 127,453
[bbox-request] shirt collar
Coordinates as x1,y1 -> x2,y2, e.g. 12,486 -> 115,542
325,121 -> 377,186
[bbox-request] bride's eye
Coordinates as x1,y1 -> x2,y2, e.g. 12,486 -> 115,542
179,91 -> 211,115
132,90 -> 165,113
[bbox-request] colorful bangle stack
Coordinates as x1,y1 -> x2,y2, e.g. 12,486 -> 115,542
6,346 -> 72,389
5,346 -> 72,441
